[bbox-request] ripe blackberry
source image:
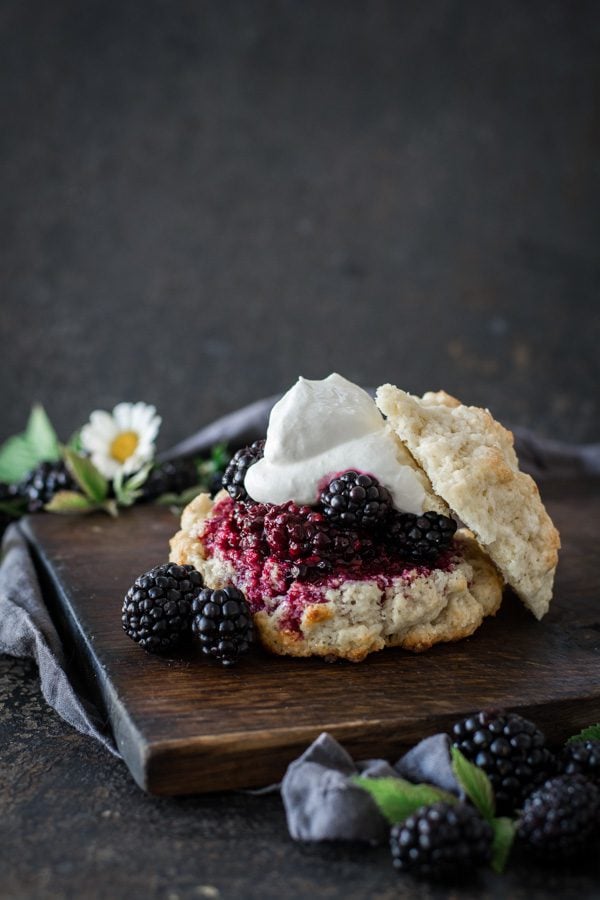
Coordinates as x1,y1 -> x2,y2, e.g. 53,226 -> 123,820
388,511 -> 457,563
263,501 -> 375,575
390,801 -> 493,881
560,740 -> 600,784
122,563 -> 202,653
452,710 -> 556,814
140,457 -> 199,501
191,585 -> 253,665
319,470 -> 392,528
0,481 -> 23,535
221,440 -> 265,502
518,775 -> 600,858
264,502 -> 331,561
21,460 -> 78,512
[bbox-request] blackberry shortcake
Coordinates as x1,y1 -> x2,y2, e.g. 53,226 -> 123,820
170,374 -> 559,662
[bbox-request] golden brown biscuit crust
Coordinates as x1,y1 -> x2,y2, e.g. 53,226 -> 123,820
170,493 -> 503,662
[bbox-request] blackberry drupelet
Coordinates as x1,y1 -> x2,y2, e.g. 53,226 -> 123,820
221,440 -> 265,502
518,775 -> 600,858
140,457 -> 199,501
452,710 -> 556,814
388,511 -> 457,563
263,501 -> 376,575
319,470 -> 392,528
21,460 -> 78,512
560,740 -> 600,784
191,585 -> 253,665
390,801 -> 493,881
122,563 -> 202,653
264,501 -> 331,561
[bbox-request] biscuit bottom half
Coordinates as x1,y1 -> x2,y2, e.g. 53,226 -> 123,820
170,493 -> 504,663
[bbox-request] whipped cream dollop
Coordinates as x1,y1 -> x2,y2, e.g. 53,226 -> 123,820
244,373 -> 426,513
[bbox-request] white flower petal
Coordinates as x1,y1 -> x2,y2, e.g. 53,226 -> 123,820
80,429 -> 111,454
132,403 -> 158,433
113,403 -> 134,431
90,451 -> 120,480
85,411 -> 118,440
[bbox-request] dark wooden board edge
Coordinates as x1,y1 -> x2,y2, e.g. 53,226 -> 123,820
23,522 -> 150,792
19,479 -> 600,795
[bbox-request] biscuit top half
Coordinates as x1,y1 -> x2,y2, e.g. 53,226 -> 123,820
376,384 -> 560,619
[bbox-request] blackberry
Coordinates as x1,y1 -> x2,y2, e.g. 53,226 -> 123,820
0,482 -> 21,503
191,585 -> 253,665
140,457 -> 199,501
232,501 -> 270,552
0,481 -> 23,536
518,775 -> 600,858
319,470 -> 392,528
452,710 -> 556,814
122,563 -> 202,653
263,501 -> 375,576
20,460 -> 78,512
388,511 -> 457,563
390,801 -> 493,881
560,740 -> 600,784
264,502 -> 331,561
221,440 -> 265,502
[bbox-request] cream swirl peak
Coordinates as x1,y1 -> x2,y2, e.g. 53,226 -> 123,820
244,373 -> 426,512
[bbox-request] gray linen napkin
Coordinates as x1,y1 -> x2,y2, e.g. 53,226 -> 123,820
0,523 -> 119,755
0,393 -> 599,830
280,732 -> 463,843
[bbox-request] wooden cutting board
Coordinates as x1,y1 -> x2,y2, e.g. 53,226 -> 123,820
22,477 -> 600,795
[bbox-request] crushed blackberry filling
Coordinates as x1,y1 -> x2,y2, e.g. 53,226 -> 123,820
202,496 -> 457,630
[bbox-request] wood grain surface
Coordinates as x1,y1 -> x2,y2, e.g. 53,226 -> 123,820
21,478 -> 600,795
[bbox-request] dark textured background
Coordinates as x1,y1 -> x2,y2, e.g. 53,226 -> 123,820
2,0 -> 600,450
2,2 -> 600,898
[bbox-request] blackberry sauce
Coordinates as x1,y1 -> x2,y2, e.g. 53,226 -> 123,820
202,495 -> 456,636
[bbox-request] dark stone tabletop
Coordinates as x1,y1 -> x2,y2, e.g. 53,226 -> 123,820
1,1 -> 599,897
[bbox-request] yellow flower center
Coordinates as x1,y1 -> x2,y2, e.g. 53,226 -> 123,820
110,431 -> 139,464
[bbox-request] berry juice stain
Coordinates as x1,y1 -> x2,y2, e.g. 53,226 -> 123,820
201,495 -> 456,633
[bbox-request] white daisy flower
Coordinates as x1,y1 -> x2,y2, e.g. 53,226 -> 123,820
80,402 -> 161,480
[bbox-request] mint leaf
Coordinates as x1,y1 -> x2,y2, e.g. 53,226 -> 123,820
0,405 -> 60,483
0,434 -> 40,483
352,776 -> 457,825
566,724 -> 600,744
25,405 -> 60,462
63,449 -> 108,503
45,491 -> 96,513
154,484 -> 204,507
451,746 -> 495,821
490,817 -> 516,874
67,429 -> 83,452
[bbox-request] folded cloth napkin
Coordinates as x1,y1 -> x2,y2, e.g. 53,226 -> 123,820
281,731 -> 462,843
0,393 -> 598,808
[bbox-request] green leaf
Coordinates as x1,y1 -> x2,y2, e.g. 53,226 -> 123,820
490,817 -> 516,874
25,405 -> 60,462
45,491 -> 96,514
0,434 -> 40,483
0,404 -> 60,484
451,746 -> 495,821
154,484 -> 205,507
352,776 -> 457,825
210,442 -> 230,471
566,723 -> 600,744
101,499 -> 119,517
63,448 -> 108,503
113,463 -> 152,507
67,429 -> 83,452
